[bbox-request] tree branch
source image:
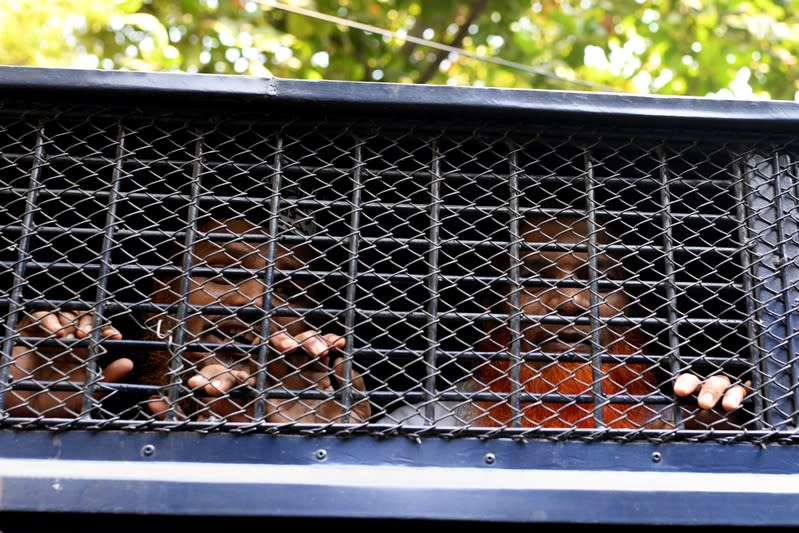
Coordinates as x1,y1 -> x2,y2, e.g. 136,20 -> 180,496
415,0 -> 489,84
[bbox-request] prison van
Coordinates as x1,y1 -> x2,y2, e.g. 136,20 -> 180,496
1,66 -> 798,529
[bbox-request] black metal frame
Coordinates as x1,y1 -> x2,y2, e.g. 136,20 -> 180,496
2,66 -> 799,526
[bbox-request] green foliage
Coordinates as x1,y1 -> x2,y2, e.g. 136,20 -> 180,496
1,0 -> 797,99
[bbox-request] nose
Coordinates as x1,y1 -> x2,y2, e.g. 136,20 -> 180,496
542,285 -> 591,316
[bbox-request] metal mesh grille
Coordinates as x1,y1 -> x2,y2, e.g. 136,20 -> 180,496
0,101 -> 795,441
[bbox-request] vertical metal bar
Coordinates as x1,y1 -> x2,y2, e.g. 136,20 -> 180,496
338,138 -> 364,422
253,134 -> 281,421
730,152 -> 764,428
0,123 -> 45,412
422,138 -> 442,422
506,142 -> 523,427
80,123 -> 127,417
164,130 -> 205,419
583,147 -> 606,427
778,154 -> 799,426
656,145 -> 686,428
744,151 -> 796,428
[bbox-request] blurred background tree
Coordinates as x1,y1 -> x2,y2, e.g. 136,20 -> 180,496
1,0 -> 797,99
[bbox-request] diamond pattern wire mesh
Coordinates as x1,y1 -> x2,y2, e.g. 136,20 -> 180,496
0,101 -> 797,441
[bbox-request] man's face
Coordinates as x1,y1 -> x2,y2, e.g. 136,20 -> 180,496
173,218 -> 310,363
516,216 -> 629,354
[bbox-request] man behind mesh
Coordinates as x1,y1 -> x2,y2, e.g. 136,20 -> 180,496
5,207 -> 371,423
378,213 -> 747,428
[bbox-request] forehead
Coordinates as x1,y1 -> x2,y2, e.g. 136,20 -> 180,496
198,218 -> 263,236
520,216 -> 611,245
193,218 -> 303,264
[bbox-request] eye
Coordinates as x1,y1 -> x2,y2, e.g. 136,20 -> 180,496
597,258 -> 623,280
521,255 -> 549,276
208,263 -> 231,278
193,262 -> 222,277
195,261 -> 242,285
273,284 -> 292,300
572,265 -> 590,281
